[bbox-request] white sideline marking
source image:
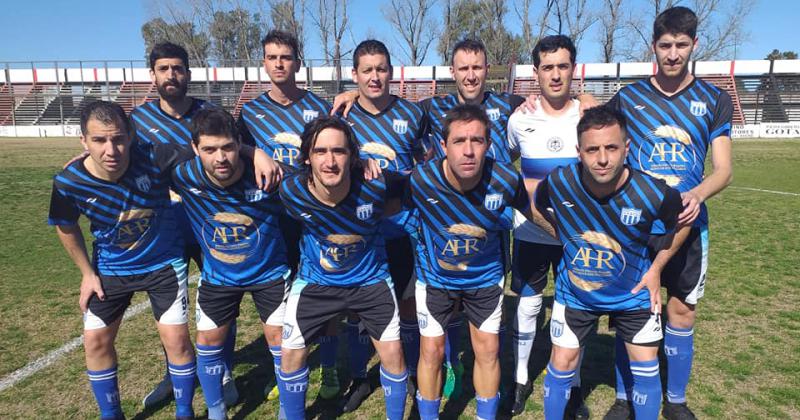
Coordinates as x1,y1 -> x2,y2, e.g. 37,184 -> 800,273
729,186 -> 800,197
0,273 -> 199,393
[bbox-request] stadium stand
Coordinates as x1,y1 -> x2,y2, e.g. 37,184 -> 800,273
1,60 -> 799,131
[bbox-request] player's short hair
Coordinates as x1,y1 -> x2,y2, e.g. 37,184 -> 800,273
533,35 -> 577,68
191,108 -> 239,146
149,42 -> 190,70
653,6 -> 697,42
80,101 -> 130,135
442,104 -> 491,144
576,106 -> 628,144
451,38 -> 487,65
299,116 -> 362,174
261,30 -> 301,61
353,39 -> 392,69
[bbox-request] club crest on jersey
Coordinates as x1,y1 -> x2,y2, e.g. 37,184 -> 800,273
302,109 -> 319,123
486,108 -> 501,121
356,203 -> 374,220
551,319 -> 564,337
392,119 -> 409,134
620,207 -> 642,226
135,175 -> 151,192
547,137 -> 564,152
689,100 -> 707,117
484,193 -> 503,211
245,188 -> 263,202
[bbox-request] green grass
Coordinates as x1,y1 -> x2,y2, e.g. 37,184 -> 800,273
0,138 -> 798,418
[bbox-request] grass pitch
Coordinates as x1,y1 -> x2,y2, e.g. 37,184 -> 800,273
0,137 -> 798,418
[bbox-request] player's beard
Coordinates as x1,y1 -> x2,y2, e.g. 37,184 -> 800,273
157,80 -> 188,102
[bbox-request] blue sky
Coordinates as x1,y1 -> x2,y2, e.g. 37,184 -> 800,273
0,0 -> 794,66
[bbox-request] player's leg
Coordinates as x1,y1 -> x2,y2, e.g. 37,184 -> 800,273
317,317 -> 342,399
343,312 -> 374,412
662,227 -> 705,420
415,281 -> 457,420
251,276 -> 290,402
613,309 -> 663,420
544,302 -> 596,420
388,235 -> 420,396
353,279 -> 408,420
280,280 -> 346,418
84,305 -> 125,420
462,282 -> 504,420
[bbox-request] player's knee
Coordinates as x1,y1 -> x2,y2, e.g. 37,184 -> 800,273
667,298 -> 696,328
377,340 -> 406,373
471,334 -> 500,364
83,330 -> 115,358
263,324 -> 283,347
550,346 -> 580,371
419,337 -> 445,366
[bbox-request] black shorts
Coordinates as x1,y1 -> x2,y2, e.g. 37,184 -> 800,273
84,260 -> 189,330
549,302 -> 662,348
386,235 -> 415,300
511,240 -> 562,296
195,278 -> 288,331
281,279 -> 400,349
415,280 -> 504,337
279,212 -> 302,277
650,226 -> 708,305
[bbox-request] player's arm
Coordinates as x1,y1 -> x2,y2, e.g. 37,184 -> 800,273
55,225 -> 105,312
678,135 -> 733,226
240,144 -> 283,191
330,90 -> 360,117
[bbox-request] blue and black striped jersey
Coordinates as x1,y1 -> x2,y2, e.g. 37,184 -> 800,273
279,172 -> 403,287
169,155 -> 289,286
238,90 -> 331,170
344,96 -> 426,175
131,98 -> 214,148
608,78 -> 732,231
409,158 -> 529,289
420,92 -> 524,163
48,150 -> 183,276
535,164 -> 682,311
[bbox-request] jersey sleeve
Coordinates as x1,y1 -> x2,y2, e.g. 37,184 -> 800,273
48,182 -> 80,226
151,143 -> 195,174
657,187 -> 683,232
237,112 -> 257,147
710,90 -> 733,140
509,94 -> 525,110
606,92 -> 621,111
534,176 -> 552,215
506,112 -> 521,154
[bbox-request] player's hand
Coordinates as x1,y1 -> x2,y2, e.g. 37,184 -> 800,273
678,190 -> 702,226
331,90 -> 360,118
576,93 -> 599,116
632,269 -> 661,314
64,151 -> 89,169
254,148 -> 283,191
79,272 -> 104,313
362,158 -> 382,180
515,94 -> 539,114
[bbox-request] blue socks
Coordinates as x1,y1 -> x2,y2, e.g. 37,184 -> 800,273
614,334 -> 634,400
416,392 -> 441,420
444,317 -> 463,367
665,324 -> 694,404
347,320 -> 371,379
278,366 -> 310,419
318,335 -> 338,368
87,366 -> 122,419
169,360 -> 197,418
543,363 -> 575,420
400,319 -> 420,375
630,359 -> 662,419
476,392 -> 500,420
380,366 -> 408,420
196,344 -> 226,419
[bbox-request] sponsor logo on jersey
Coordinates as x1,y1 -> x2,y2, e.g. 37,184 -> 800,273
634,104 -> 646,111
86,197 -> 97,203
190,188 -> 203,195
319,234 -> 367,272
392,118 -> 409,135
484,193 -> 503,211
356,203 -> 374,220
302,109 -> 319,123
486,108 -> 501,121
148,128 -> 159,134
562,201 -> 574,208
300,212 -> 312,219
135,175 -> 151,192
551,319 -> 564,337
426,198 -> 439,205
436,224 -> 487,271
204,212 -> 260,264
620,207 -> 642,226
245,188 -> 263,202
690,100 -> 708,117
547,136 -> 564,152
564,231 -> 627,292
256,113 -> 265,119
116,208 -> 155,250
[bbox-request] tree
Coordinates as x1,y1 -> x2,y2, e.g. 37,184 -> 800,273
269,0 -> 307,61
551,0 -> 594,51
382,0 -> 437,65
436,0 -> 524,64
308,0 -> 351,67
209,8 -> 263,65
597,0 -> 624,62
766,50 -> 798,60
141,17 -> 210,65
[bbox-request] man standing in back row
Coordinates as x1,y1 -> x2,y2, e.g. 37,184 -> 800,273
604,7 -> 733,420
